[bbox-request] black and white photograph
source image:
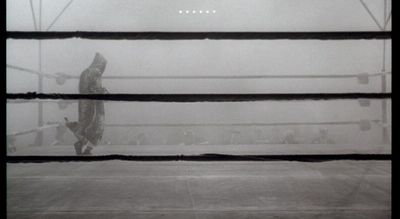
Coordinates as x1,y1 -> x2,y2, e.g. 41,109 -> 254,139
6,0 -> 391,218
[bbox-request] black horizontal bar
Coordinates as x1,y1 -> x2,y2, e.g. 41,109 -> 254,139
7,93 -> 391,102
6,31 -> 391,40
6,154 -> 391,163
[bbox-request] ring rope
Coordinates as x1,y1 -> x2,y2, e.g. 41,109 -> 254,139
7,64 -> 391,80
7,124 -> 59,137
6,31 -> 391,40
6,119 -> 384,140
7,64 -> 59,79
107,120 -> 381,127
6,93 -> 392,102
45,120 -> 380,128
6,96 -> 389,104
7,99 -> 61,104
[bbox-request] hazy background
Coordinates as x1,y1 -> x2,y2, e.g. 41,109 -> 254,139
6,39 -> 392,94
6,0 -> 391,150
6,0 -> 392,32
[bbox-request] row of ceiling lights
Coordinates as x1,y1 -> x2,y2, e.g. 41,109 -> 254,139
179,10 -> 216,14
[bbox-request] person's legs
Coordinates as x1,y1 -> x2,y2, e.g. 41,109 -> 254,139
82,142 -> 94,155
65,118 -> 89,155
74,141 -> 84,155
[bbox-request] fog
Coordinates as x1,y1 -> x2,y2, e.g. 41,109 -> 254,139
6,0 -> 391,32
6,0 -> 391,153
6,98 -> 391,150
6,39 -> 392,94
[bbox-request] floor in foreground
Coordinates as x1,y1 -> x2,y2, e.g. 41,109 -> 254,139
7,160 -> 391,219
7,143 -> 392,156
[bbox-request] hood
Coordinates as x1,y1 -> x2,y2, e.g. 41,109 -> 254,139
88,52 -> 107,75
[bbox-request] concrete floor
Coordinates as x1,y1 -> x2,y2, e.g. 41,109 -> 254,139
7,158 -> 391,218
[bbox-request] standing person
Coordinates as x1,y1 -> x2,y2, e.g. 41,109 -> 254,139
65,52 -> 109,155
312,128 -> 335,144
252,128 -> 270,144
183,130 -> 196,145
281,130 -> 298,144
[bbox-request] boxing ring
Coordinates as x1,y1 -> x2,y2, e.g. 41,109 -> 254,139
6,67 -> 391,159
6,1 -> 392,218
6,52 -> 392,217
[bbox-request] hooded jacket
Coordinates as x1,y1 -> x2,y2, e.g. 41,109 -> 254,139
79,52 -> 107,94
77,52 -> 108,145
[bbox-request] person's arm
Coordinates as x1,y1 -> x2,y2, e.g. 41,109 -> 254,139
89,70 -> 108,94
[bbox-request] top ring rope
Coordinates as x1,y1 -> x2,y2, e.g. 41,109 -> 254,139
6,31 -> 391,40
